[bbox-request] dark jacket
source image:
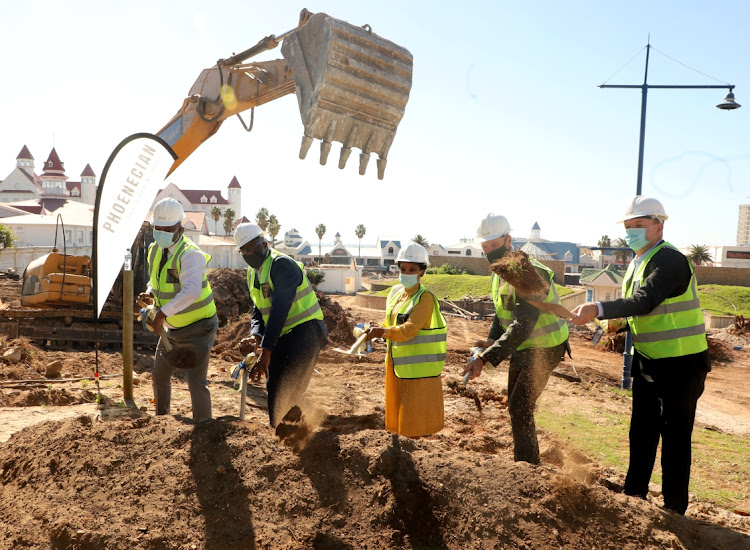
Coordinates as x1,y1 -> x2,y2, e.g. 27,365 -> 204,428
600,242 -> 710,372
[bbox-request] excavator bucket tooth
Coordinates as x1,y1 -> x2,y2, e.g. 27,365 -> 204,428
282,12 -> 412,178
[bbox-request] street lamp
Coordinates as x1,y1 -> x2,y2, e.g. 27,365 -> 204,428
600,42 -> 739,389
600,42 -> 740,195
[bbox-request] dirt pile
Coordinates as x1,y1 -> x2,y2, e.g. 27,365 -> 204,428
212,293 -> 356,363
317,292 -> 356,347
490,250 -> 548,297
1,411 -> 748,549
207,268 -> 252,325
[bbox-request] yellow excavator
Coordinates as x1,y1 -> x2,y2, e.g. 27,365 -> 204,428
158,8 -> 412,179
6,9 -> 412,345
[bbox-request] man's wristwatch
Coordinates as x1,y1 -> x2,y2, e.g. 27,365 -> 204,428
479,354 -> 488,365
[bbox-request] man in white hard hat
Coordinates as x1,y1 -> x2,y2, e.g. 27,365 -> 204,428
139,197 -> 219,420
463,213 -> 570,465
233,223 -> 327,436
571,196 -> 710,515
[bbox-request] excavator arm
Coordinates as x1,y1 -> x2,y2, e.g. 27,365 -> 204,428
157,9 -> 412,179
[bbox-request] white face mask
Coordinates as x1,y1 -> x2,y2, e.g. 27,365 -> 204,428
399,273 -> 419,288
153,229 -> 177,248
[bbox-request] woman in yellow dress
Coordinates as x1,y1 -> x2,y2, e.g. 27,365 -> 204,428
366,243 -> 446,437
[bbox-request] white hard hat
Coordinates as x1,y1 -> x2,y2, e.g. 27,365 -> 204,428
477,213 -> 512,242
620,196 -> 669,223
152,198 -> 185,226
234,223 -> 265,249
396,242 -> 430,265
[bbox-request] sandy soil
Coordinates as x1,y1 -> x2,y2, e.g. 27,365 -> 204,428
0,287 -> 749,549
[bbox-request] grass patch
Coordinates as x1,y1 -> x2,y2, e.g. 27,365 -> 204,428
536,403 -> 750,511
698,284 -> 750,317
366,274 -> 573,301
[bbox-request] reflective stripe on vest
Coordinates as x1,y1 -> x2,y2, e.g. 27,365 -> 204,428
491,258 -> 569,350
147,235 -> 217,328
247,248 -> 323,337
622,241 -> 707,359
384,284 -> 447,379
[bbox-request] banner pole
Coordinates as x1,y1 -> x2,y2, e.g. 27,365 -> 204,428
123,250 -> 134,400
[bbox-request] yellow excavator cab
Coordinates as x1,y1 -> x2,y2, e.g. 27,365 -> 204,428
21,252 -> 92,307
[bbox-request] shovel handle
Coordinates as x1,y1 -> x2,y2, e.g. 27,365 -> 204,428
461,371 -> 471,386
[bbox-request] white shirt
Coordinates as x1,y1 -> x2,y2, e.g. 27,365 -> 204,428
146,243 -> 208,325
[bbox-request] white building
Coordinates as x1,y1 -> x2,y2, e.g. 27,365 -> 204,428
275,233 -> 402,268
151,178 -> 242,236
0,146 -> 96,204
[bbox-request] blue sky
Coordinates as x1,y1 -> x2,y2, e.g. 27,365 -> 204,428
2,1 -> 748,249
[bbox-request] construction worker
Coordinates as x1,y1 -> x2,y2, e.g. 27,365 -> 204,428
234,223 -> 328,428
571,196 -> 710,515
139,197 -> 218,421
365,243 -> 446,437
462,213 -> 570,464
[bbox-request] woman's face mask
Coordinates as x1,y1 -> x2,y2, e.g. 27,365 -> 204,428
399,273 -> 420,288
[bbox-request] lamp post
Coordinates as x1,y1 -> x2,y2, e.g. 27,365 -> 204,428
600,42 -> 740,389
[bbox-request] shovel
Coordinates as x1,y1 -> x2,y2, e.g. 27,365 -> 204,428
332,331 -> 370,356
231,352 -> 258,420
526,300 -> 575,321
136,298 -> 173,351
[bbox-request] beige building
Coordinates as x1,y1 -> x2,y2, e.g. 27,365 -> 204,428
0,146 -> 96,204
737,204 -> 750,246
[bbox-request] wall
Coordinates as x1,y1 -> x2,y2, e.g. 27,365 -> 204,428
703,312 -> 735,330
314,267 -> 361,294
0,246 -> 92,271
694,266 -> 750,286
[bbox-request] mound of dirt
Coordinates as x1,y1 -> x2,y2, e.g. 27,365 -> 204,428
1,412 -> 748,549
212,293 -> 356,363
207,268 -> 252,326
490,250 -> 549,298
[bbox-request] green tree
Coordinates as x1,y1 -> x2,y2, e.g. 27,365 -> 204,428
256,207 -> 269,231
597,235 -> 611,247
355,224 -> 366,260
687,244 -> 712,266
267,214 -> 281,246
0,224 -> 17,250
223,208 -> 236,236
306,269 -> 325,288
613,237 -> 631,264
211,206 -> 222,235
315,223 -> 326,263
412,234 -> 429,247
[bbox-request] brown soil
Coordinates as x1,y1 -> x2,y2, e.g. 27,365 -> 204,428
490,250 -> 548,297
0,285 -> 749,549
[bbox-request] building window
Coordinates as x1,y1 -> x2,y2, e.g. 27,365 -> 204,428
65,230 -> 72,243
466,249 -> 471,256
388,247 -> 394,254
200,195 -> 207,203
77,230 -> 84,244
210,196 -> 217,203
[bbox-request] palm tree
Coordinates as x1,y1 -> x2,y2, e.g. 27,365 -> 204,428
315,223 -> 326,264
412,234 -> 429,247
267,214 -> 281,246
223,208 -> 236,236
597,235 -> 611,248
687,245 -> 712,266
612,237 -> 631,264
211,206 -> 222,235
256,207 -> 269,231
354,224 -> 366,260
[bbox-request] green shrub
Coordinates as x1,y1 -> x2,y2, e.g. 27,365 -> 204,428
306,269 -> 325,287
426,263 -> 467,275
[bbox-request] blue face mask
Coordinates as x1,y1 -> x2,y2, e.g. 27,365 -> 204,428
399,273 -> 420,288
153,229 -> 177,249
625,227 -> 650,251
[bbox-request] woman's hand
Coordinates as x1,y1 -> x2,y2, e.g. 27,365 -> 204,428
239,335 -> 260,355
366,327 -> 386,340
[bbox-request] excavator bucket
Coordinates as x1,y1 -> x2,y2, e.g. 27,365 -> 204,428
281,12 -> 413,180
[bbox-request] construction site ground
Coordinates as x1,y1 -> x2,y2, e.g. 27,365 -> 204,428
0,275 -> 749,549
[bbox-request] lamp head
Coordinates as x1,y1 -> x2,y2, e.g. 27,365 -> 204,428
717,90 -> 741,110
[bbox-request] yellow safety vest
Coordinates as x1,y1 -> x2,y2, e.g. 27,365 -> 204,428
491,258 -> 569,350
623,241 -> 707,359
247,248 -> 323,337
147,235 -> 216,328
385,284 -> 447,379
